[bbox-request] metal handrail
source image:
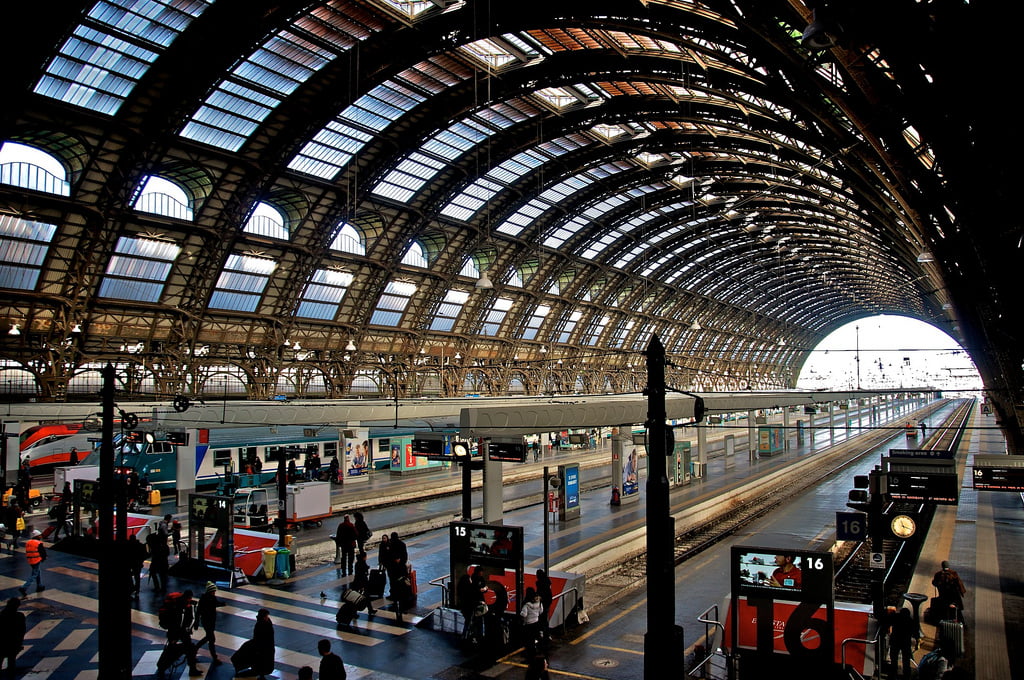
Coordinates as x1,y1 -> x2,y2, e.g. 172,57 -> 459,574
429,573 -> 452,608
688,603 -> 730,678
840,635 -> 878,680
551,585 -> 581,627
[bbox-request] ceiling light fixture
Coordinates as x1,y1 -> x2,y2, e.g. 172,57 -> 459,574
70,323 -> 82,333
475,271 -> 494,289
916,250 -> 934,263
8,323 -> 20,335
690,320 -> 702,331
345,339 -> 357,351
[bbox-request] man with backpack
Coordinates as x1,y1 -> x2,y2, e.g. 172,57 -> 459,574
917,647 -> 949,680
157,589 -> 202,677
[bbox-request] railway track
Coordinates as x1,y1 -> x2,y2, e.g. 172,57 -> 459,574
583,398 -> 973,613
831,398 -> 972,606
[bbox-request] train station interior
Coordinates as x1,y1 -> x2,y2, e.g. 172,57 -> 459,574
1,2 -> 1021,679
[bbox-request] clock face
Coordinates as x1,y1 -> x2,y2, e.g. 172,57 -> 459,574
890,514 -> 916,539
452,442 -> 470,458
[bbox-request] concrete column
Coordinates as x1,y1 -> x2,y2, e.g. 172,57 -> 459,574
724,435 -> 735,466
783,408 -> 791,451
697,424 -> 708,475
482,452 -> 503,523
828,402 -> 835,443
747,409 -> 757,458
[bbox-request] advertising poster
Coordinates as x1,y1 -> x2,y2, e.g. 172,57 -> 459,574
405,442 -> 418,468
558,463 -> 581,520
342,427 -> 370,484
623,446 -> 640,497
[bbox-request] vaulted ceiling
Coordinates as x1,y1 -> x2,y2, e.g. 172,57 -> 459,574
1,1 -> 1020,447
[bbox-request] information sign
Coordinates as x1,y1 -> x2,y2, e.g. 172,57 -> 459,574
972,454 -> 1024,491
835,512 -> 867,541
487,437 -> 527,462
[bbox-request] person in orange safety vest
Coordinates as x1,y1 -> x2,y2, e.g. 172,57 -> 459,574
20,529 -> 47,596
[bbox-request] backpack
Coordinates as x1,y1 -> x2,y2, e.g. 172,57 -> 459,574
917,650 -> 946,680
158,592 -> 186,630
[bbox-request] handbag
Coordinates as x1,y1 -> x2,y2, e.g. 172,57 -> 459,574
16,517 -> 26,531
474,602 -> 489,617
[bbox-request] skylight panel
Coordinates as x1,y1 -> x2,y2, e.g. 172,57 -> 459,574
371,99 -> 540,201
34,0 -> 210,115
557,310 -> 582,343
533,86 -> 582,109
182,4 -> 384,151
579,231 -> 624,260
609,318 -> 634,348
440,176 -> 504,221
376,0 -> 438,18
98,235 -> 180,303
369,280 -> 417,326
208,254 -> 276,312
0,216 -> 58,291
297,269 -> 353,320
481,297 -> 514,336
521,304 -> 549,340
371,152 -> 448,203
430,289 -> 470,332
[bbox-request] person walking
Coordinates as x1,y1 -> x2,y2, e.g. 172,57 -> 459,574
126,532 -> 148,597
456,567 -> 484,642
232,608 -> 275,679
386,531 -> 408,593
317,638 -> 346,680
20,529 -> 47,596
334,515 -> 358,575
147,529 -> 170,592
525,654 -> 550,680
0,597 -> 26,676
351,552 -> 377,614
157,589 -> 202,678
932,560 -> 966,621
886,607 -> 916,679
353,511 -> 372,554
4,503 -> 23,552
520,588 -> 545,651
69,447 -> 79,466
193,581 -> 226,666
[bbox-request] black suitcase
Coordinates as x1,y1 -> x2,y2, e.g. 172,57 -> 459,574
367,566 -> 386,598
336,600 -> 358,626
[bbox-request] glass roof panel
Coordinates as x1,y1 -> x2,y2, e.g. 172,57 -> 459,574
181,1 -> 384,151
289,57 -> 469,179
34,0 -> 210,115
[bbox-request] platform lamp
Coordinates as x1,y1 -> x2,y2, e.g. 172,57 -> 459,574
345,339 -> 357,352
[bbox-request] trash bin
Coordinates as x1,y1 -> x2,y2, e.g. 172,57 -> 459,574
262,548 -> 277,578
275,547 -> 291,579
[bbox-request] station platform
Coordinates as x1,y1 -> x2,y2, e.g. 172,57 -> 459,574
903,408 -> 1022,679
1,399 -> 1019,679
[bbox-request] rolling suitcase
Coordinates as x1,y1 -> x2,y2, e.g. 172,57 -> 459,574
336,600 -> 359,626
342,587 -> 369,610
938,618 -> 964,660
367,566 -> 386,598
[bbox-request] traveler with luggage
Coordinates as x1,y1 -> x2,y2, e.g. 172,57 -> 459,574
351,552 -> 378,614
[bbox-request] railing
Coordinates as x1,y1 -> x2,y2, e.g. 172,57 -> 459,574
133,191 -> 192,220
551,585 -> 581,629
840,635 -> 878,680
429,573 -> 451,608
688,603 -> 731,678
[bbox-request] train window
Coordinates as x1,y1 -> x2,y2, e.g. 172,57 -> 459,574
324,442 -> 337,458
150,442 -> 173,455
213,448 -> 232,466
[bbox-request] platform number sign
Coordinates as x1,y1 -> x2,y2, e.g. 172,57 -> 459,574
731,546 -> 835,664
836,511 -> 867,541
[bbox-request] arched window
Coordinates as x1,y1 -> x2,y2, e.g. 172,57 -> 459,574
401,241 -> 428,267
460,257 -> 481,278
0,142 -> 70,196
243,202 -> 288,240
133,176 -> 193,220
331,222 -> 365,254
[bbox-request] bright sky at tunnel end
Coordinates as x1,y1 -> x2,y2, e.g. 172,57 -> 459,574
796,315 -> 982,395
